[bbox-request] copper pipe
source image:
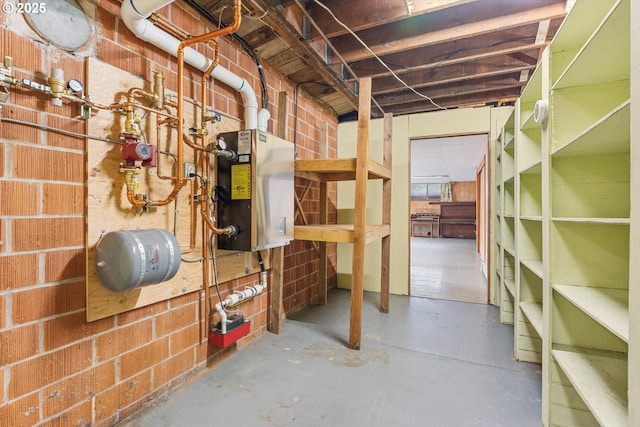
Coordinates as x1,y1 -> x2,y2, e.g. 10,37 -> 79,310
199,153 -> 237,236
200,175 -> 238,235
126,190 -> 148,208
183,132 -> 206,151
176,0 -> 241,174
150,13 -> 190,40
168,0 -> 240,213
153,119 -> 196,253
89,99 -> 177,119
200,40 -> 220,139
155,117 -> 179,180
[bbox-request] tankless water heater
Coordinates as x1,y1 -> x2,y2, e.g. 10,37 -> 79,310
216,130 -> 294,252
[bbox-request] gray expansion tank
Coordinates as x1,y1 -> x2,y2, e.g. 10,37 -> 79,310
95,229 -> 181,292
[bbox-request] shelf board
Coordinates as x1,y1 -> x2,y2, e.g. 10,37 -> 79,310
521,259 -> 543,278
552,217 -> 630,225
504,134 -> 515,149
520,215 -> 542,222
504,278 -> 515,296
503,246 -> 516,257
553,0 -> 629,90
551,348 -> 628,427
519,161 -> 542,176
294,224 -> 390,244
553,284 -> 628,342
520,110 -> 537,131
295,158 -> 391,181
519,301 -> 543,338
551,0 -> 617,53
520,60 -> 543,103
552,100 -> 630,157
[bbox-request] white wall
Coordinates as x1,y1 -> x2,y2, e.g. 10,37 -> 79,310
336,106 -> 512,302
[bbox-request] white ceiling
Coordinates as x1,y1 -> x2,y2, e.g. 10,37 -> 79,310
411,134 -> 488,184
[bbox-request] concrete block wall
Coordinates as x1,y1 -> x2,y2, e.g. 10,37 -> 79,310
0,0 -> 338,425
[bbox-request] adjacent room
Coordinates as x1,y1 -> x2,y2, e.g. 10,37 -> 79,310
0,0 -> 636,426
409,134 -> 488,304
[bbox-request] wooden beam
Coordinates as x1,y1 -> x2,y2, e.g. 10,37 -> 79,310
349,76 -> 371,350
277,91 -> 289,140
309,0 -> 478,38
371,56 -> 538,95
268,91 -> 290,335
352,42 -> 547,81
387,87 -> 522,115
318,182 -> 328,305
333,2 -> 566,63
249,0 -> 359,111
380,112 -> 392,314
376,79 -> 526,107
317,121 -> 328,305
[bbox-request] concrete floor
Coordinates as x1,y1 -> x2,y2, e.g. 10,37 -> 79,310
411,237 -> 488,304
121,291 -> 542,426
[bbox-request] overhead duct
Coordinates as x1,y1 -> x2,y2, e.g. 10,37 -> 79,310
121,0 -> 270,131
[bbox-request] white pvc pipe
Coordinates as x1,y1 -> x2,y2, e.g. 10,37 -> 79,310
121,0 -> 269,130
214,282 -> 267,334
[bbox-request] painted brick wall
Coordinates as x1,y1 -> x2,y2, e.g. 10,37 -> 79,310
0,0 -> 338,425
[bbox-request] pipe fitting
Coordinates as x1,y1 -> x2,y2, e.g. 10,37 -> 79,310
123,168 -> 141,191
224,224 -> 239,236
152,70 -> 165,109
48,68 -> 65,107
211,148 -> 238,161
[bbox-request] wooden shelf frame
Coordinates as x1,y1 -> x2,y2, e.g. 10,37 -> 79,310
544,1 -> 633,425
495,109 -> 517,326
491,2 -> 637,425
293,77 -> 391,350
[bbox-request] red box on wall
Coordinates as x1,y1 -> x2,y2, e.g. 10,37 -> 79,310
209,321 -> 251,348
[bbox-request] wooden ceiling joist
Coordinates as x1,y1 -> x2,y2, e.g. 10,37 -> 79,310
191,0 -> 567,118
330,1 -> 566,63
307,0 -> 478,39
249,0 -> 359,111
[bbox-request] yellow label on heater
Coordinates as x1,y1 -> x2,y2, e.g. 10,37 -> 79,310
231,164 -> 251,200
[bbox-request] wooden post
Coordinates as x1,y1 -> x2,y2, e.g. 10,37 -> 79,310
268,91 -> 289,334
269,247 -> 285,333
380,112 -> 392,313
349,77 -> 371,350
318,121 -> 328,305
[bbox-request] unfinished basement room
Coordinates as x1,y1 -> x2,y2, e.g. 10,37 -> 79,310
0,0 -> 637,425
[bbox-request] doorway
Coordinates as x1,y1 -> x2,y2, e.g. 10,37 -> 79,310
409,134 -> 489,304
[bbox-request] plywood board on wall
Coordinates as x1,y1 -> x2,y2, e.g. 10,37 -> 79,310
452,181 -> 476,202
85,58 -> 265,321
